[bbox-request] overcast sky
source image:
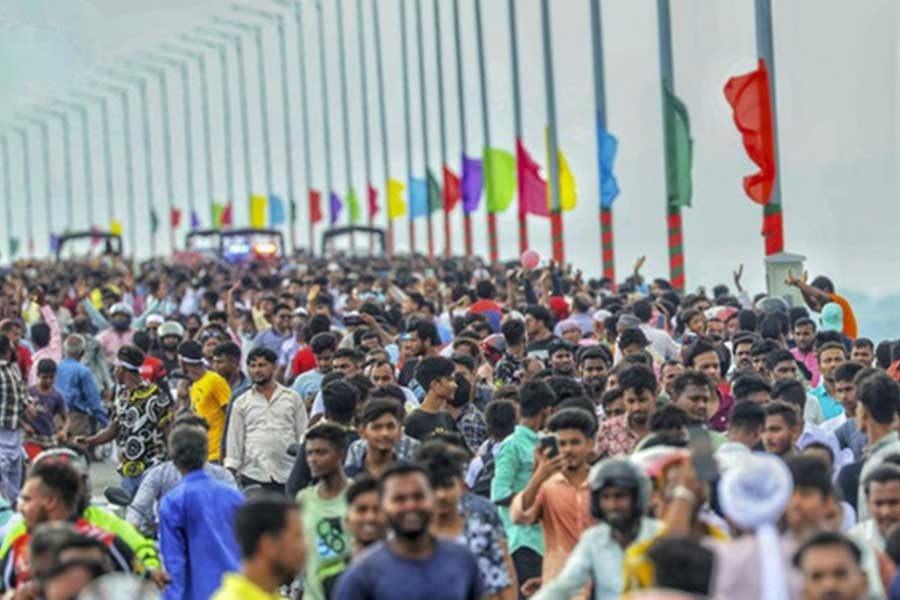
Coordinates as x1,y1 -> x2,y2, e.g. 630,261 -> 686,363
1,0 -> 898,297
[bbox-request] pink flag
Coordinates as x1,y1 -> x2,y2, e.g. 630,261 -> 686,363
516,138 -> 549,218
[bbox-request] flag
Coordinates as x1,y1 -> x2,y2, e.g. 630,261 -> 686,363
427,170 -> 442,213
170,207 -> 182,228
150,209 -> 159,234
724,59 -> 776,205
110,220 -> 123,236
329,192 -> 341,225
90,226 -> 101,247
310,190 -> 323,224
269,195 -> 286,226
558,147 -> 577,211
461,155 -> 483,213
190,211 -> 200,229
250,195 -> 268,228
597,126 -> 620,208
211,203 -> 225,229
483,147 -> 516,214
49,234 -> 59,253
516,138 -> 549,217
368,184 -> 379,217
221,203 -> 233,228
663,86 -> 693,208
442,165 -> 461,211
387,179 -> 406,219
9,238 -> 19,258
347,188 -> 361,224
408,177 -> 428,218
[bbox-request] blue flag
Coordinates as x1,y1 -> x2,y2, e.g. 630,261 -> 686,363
408,177 -> 428,218
190,211 -> 200,229
329,192 -> 342,225
269,195 -> 286,226
597,125 -> 620,208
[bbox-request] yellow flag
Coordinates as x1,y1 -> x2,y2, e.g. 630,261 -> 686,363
558,148 -> 577,211
249,195 -> 267,228
110,220 -> 123,236
387,179 -> 407,219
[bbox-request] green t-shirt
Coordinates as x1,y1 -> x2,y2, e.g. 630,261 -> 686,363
296,482 -> 350,600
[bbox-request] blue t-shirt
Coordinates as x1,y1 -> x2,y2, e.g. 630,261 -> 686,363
334,539 -> 483,600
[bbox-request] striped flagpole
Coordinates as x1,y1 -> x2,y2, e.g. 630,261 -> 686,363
315,0 -> 336,230
590,0 -> 615,286
399,0 -> 416,253
657,0 -> 685,291
474,0 -> 498,262
451,0 -> 472,256
432,0 -> 451,258
371,0 -> 394,253
508,0 -> 528,254
414,0 -> 435,259
336,0 -> 357,252
356,0 -> 374,250
755,0 -> 784,255
540,0 -> 564,264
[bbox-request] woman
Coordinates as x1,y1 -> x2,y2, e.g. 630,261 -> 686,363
416,441 -> 517,600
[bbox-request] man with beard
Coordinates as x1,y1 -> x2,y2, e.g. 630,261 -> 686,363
809,342 -> 849,425
211,495 -> 308,600
531,459 -> 662,600
684,339 -> 733,432
296,423 -> 351,600
225,348 -> 308,492
212,342 -> 252,460
442,371 -> 487,455
596,364 -> 657,457
670,371 -> 727,449
548,340 -> 576,377
790,318 -> 820,386
578,346 -> 610,396
793,532 -> 869,600
334,463 -> 482,600
343,476 -> 387,560
512,408 -> 598,597
154,321 -> 185,377
762,402 -> 802,457
731,333 -> 757,373
524,306 -> 558,361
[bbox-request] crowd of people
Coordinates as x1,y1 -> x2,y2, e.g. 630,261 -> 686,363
0,249 -> 893,599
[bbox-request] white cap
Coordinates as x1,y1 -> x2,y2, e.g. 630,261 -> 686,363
146,314 -> 165,326
593,309 -> 612,323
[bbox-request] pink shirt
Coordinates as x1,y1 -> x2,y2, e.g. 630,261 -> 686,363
791,347 -> 820,387
28,306 -> 62,387
96,328 -> 134,366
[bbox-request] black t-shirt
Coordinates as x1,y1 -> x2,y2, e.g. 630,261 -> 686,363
525,335 -> 559,361
404,409 -> 458,441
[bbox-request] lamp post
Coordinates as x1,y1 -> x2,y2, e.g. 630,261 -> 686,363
33,107 -> 74,233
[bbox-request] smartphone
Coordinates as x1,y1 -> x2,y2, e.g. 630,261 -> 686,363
540,434 -> 559,459
687,425 -> 718,482
344,311 -> 364,327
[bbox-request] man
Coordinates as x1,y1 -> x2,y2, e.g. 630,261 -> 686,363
659,360 -> 685,401
793,531 -> 868,600
512,408 -> 598,595
443,371 -> 487,454
627,299 -> 678,360
767,348 -> 800,383
715,400 -> 765,470
596,364 -> 657,457
211,495 -> 308,600
669,371 -> 718,432
398,320 -> 442,388
786,271 -> 858,340
731,333 -> 757,372
491,380 -> 554,597
832,361 -> 867,460
0,335 -> 37,502
211,341 -> 252,460
750,339 -> 779,380
292,332 -> 336,405
55,334 -> 108,442
0,320 -> 31,379
93,303 -> 136,365
403,357 -> 458,441
578,346 -> 610,394
26,290 -> 61,387
851,338 -> 875,366
762,401 -> 802,457
850,464 -> 900,551
334,463 -> 483,600
76,345 -> 174,496
494,318 -> 526,387
683,339 -> 732,432
225,347 -> 308,492
343,475 -> 387,559
616,327 -> 655,361
731,373 -> 773,405
547,340 -> 576,377
178,340 -> 231,462
531,459 -> 661,600
252,302 -> 294,355
127,415 -> 237,531
1,461 -> 135,592
296,423 -> 352,600
159,421 -> 244,600
154,321 -> 185,377
524,306 -> 557,360
345,398 -> 418,479
790,317 -> 820,386
857,372 -> 900,521
809,342 -> 849,424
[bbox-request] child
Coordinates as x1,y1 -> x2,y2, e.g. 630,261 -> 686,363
25,359 -> 69,459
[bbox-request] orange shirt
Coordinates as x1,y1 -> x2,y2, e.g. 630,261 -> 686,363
829,292 -> 858,339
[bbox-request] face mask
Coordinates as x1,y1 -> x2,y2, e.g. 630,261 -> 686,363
111,317 -> 131,332
447,373 -> 471,408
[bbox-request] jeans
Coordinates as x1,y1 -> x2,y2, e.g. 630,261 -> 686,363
0,429 -> 21,504
121,474 -> 145,499
512,547 -> 543,600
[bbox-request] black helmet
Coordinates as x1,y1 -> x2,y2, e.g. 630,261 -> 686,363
587,458 -> 651,520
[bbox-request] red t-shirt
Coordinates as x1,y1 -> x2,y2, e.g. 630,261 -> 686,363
292,346 -> 318,377
140,355 -> 167,383
16,346 -> 31,381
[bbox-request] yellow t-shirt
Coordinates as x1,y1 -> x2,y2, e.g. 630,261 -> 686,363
190,370 -> 231,461
211,573 -> 286,600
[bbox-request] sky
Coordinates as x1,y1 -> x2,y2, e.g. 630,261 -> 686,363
1,0 -> 899,317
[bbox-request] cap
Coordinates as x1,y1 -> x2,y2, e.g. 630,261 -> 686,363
820,302 -> 844,333
109,303 -> 133,317
293,306 -> 309,317
176,340 -> 204,364
558,319 -> 582,334
548,296 -> 570,321
145,314 -> 165,327
593,309 -> 612,323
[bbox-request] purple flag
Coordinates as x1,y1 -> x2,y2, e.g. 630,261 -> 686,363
461,154 -> 483,214
190,211 -> 200,229
49,234 -> 60,253
329,192 -> 342,225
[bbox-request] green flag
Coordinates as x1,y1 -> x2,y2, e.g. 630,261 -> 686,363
427,169 -> 442,213
211,203 -> 224,230
483,147 -> 516,213
347,188 -> 361,224
8,238 -> 19,258
663,85 -> 693,208
150,208 -> 159,233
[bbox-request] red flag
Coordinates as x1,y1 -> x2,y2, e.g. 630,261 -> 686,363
442,165 -> 461,212
724,59 -> 776,205
170,207 -> 182,228
368,184 -> 379,217
310,190 -> 323,224
90,226 -> 100,247
221,203 -> 233,228
516,138 -> 549,217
